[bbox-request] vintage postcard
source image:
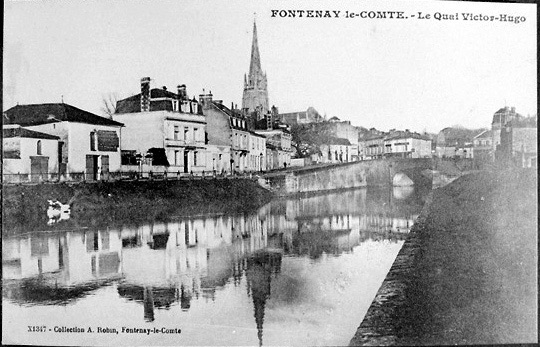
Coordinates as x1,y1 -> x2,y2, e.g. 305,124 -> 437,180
2,0 -> 537,346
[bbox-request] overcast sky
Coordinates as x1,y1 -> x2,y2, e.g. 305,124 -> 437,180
3,0 -> 537,133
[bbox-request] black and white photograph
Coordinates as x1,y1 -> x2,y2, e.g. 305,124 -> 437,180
2,0 -> 537,346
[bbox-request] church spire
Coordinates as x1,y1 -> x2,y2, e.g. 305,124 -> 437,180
242,18 -> 270,118
249,19 -> 262,78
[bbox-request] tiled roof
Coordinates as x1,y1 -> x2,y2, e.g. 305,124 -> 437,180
115,89 -> 200,114
4,103 -> 123,127
386,132 -> 431,141
363,133 -> 386,141
212,102 -> 231,115
115,95 -> 141,114
150,88 -> 180,99
492,106 -> 522,124
3,126 -> 60,140
212,101 -> 241,118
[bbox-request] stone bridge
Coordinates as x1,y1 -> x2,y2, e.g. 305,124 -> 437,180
262,158 -> 433,196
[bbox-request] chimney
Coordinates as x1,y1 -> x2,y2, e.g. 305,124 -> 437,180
140,77 -> 151,112
266,113 -> 273,130
177,84 -> 187,101
198,90 -> 213,108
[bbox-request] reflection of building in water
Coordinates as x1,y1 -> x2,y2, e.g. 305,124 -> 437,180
360,215 -> 418,234
245,251 -> 282,347
3,230 -> 122,283
117,213 -> 271,319
3,187 -> 426,313
2,229 -> 122,304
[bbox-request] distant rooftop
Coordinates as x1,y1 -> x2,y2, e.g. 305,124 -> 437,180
3,125 -> 60,140
4,103 -> 123,127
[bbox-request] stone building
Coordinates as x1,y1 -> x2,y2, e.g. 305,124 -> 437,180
435,126 -> 484,159
4,103 -> 123,180
3,125 -> 60,182
496,116 -> 537,168
325,118 -> 359,160
254,128 -> 292,169
383,131 -> 432,158
278,107 -> 323,126
200,92 -> 266,173
491,106 -> 522,155
320,138 -> 355,163
113,77 -> 207,175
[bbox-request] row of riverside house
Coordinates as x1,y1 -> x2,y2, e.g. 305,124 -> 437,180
3,20 -> 294,183
2,78 -> 291,183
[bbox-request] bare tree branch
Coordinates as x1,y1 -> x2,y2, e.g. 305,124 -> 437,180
101,92 -> 120,119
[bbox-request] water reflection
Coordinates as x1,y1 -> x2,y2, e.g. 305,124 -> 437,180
3,186 -> 425,346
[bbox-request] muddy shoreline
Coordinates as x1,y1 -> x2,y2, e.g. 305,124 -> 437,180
350,168 -> 538,346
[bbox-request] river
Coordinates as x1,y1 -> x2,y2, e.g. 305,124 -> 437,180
2,186 -> 428,346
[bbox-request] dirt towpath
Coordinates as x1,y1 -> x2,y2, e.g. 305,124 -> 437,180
350,169 -> 537,345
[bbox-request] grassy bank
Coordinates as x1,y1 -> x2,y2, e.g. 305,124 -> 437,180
351,168 -> 537,345
2,179 -> 274,234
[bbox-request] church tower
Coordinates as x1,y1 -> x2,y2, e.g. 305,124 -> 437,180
242,20 -> 270,119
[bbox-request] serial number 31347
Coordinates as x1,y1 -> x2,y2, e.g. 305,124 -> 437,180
28,326 -> 47,332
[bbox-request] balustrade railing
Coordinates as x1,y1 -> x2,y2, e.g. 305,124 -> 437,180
2,170 -> 261,185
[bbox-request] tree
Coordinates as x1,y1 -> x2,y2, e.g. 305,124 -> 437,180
101,93 -> 120,118
290,122 -> 334,158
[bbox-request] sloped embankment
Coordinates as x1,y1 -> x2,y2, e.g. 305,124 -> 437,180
350,169 -> 537,345
2,179 -> 274,234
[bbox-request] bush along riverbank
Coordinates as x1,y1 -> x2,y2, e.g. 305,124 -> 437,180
2,178 -> 274,234
350,168 -> 537,346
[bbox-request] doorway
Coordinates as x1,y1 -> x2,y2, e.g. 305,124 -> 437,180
183,151 -> 189,173
30,156 -> 49,182
86,155 -> 99,180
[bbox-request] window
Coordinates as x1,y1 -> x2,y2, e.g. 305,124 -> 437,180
194,128 -> 198,142
90,132 -> 96,151
121,150 -> 137,165
58,142 -> 64,163
173,100 -> 179,112
184,127 -> 189,141
37,140 -> 42,155
194,151 -> 198,166
174,126 -> 179,140
174,150 -> 180,165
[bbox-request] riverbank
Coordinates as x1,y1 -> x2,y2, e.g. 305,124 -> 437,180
2,178 -> 274,234
350,168 -> 537,345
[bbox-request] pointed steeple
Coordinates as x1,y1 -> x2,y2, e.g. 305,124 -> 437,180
249,20 -> 262,79
242,18 -> 270,118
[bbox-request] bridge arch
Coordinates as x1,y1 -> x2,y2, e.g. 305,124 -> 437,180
392,172 -> 414,186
